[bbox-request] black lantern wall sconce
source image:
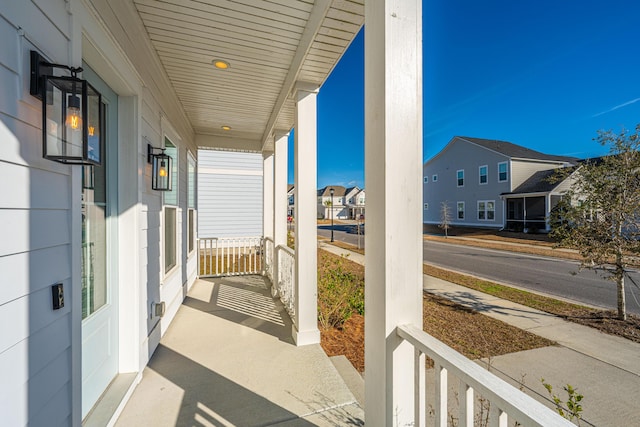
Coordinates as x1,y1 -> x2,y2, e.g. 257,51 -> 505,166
30,50 -> 103,165
148,144 -> 173,191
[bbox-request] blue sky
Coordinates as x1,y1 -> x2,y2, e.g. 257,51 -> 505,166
290,0 -> 640,189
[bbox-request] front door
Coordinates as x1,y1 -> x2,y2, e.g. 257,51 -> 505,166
81,65 -> 119,418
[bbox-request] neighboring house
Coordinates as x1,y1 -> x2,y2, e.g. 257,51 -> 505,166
423,136 -> 577,230
317,186 -> 348,219
345,186 -> 366,219
198,149 -> 263,237
287,184 -> 295,218
501,168 -> 576,232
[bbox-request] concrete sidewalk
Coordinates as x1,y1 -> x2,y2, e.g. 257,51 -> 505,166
115,275 -> 363,426
320,242 -> 640,426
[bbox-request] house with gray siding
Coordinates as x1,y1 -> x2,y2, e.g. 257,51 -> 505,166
423,136 -> 577,230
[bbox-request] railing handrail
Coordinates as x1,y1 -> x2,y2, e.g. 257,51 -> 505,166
396,324 -> 574,427
275,244 -> 295,257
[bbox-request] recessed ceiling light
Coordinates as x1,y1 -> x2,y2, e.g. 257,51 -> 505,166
212,59 -> 230,70
221,125 -> 232,131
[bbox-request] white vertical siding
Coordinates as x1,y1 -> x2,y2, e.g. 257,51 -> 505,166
198,150 -> 263,237
0,3 -> 74,425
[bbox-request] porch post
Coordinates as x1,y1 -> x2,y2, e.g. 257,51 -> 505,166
272,130 -> 289,297
364,0 -> 423,425
263,150 -> 274,241
274,131 -> 289,249
293,83 -> 321,346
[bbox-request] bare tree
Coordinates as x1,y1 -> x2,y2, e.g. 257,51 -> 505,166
439,201 -> 453,238
551,125 -> 640,320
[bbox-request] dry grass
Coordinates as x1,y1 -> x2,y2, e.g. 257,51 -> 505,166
424,263 -> 640,343
318,250 -> 554,372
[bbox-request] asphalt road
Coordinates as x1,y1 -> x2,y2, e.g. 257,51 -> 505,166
424,240 -> 640,315
317,224 -> 640,315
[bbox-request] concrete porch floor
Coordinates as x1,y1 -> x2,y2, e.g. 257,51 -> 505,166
115,276 -> 363,426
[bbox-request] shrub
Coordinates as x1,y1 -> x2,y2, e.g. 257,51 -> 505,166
317,253 -> 365,330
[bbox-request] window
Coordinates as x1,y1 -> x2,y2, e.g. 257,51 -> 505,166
457,169 -> 464,187
498,162 -> 508,182
432,174 -> 438,182
164,206 -> 177,272
424,176 -> 428,183
479,165 -> 488,184
457,202 -> 465,219
188,210 -> 195,254
478,200 -> 495,221
164,137 -> 178,273
187,152 -> 196,254
359,197 -> 365,204
424,203 -> 429,210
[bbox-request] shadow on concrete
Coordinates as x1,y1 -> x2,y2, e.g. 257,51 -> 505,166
183,275 -> 295,345
146,344 -> 317,426
426,289 -> 556,321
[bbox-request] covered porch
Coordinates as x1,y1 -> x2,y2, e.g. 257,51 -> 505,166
115,276 -> 363,426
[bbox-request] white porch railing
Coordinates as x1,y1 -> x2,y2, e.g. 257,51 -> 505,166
198,237 -> 263,277
263,237 -> 275,282
275,245 -> 296,322
396,324 -> 575,427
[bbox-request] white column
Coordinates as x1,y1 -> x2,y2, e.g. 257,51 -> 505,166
364,0 -> 423,426
293,84 -> 321,346
263,150 -> 274,240
273,131 -> 289,248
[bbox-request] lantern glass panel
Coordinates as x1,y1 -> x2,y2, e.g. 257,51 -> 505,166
86,83 -> 102,164
44,76 -> 85,161
152,154 -> 172,191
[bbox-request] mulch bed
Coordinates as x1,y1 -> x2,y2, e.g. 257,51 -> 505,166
318,249 -> 554,373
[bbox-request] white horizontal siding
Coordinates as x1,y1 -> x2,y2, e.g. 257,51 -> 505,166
0,4 -> 76,426
198,150 -> 263,238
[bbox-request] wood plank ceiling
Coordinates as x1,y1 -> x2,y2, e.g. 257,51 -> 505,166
132,0 -> 364,151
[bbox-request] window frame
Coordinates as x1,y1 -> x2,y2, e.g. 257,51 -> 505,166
162,132 -> 179,277
432,174 -> 438,182
498,161 -> 509,182
164,206 -> 177,273
424,203 -> 429,211
477,200 -> 496,221
187,151 -> 196,256
424,176 -> 428,183
457,201 -> 465,220
457,169 -> 464,187
479,165 -> 488,185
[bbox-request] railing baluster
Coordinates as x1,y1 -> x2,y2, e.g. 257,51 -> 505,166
197,237 -> 269,278
435,363 -> 447,427
489,405 -> 507,427
459,382 -> 474,427
414,348 -> 426,427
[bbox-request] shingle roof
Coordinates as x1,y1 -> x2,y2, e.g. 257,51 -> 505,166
460,137 -> 579,164
317,185 -> 346,197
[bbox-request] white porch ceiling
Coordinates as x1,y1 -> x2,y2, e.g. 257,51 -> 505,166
132,0 -> 364,151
